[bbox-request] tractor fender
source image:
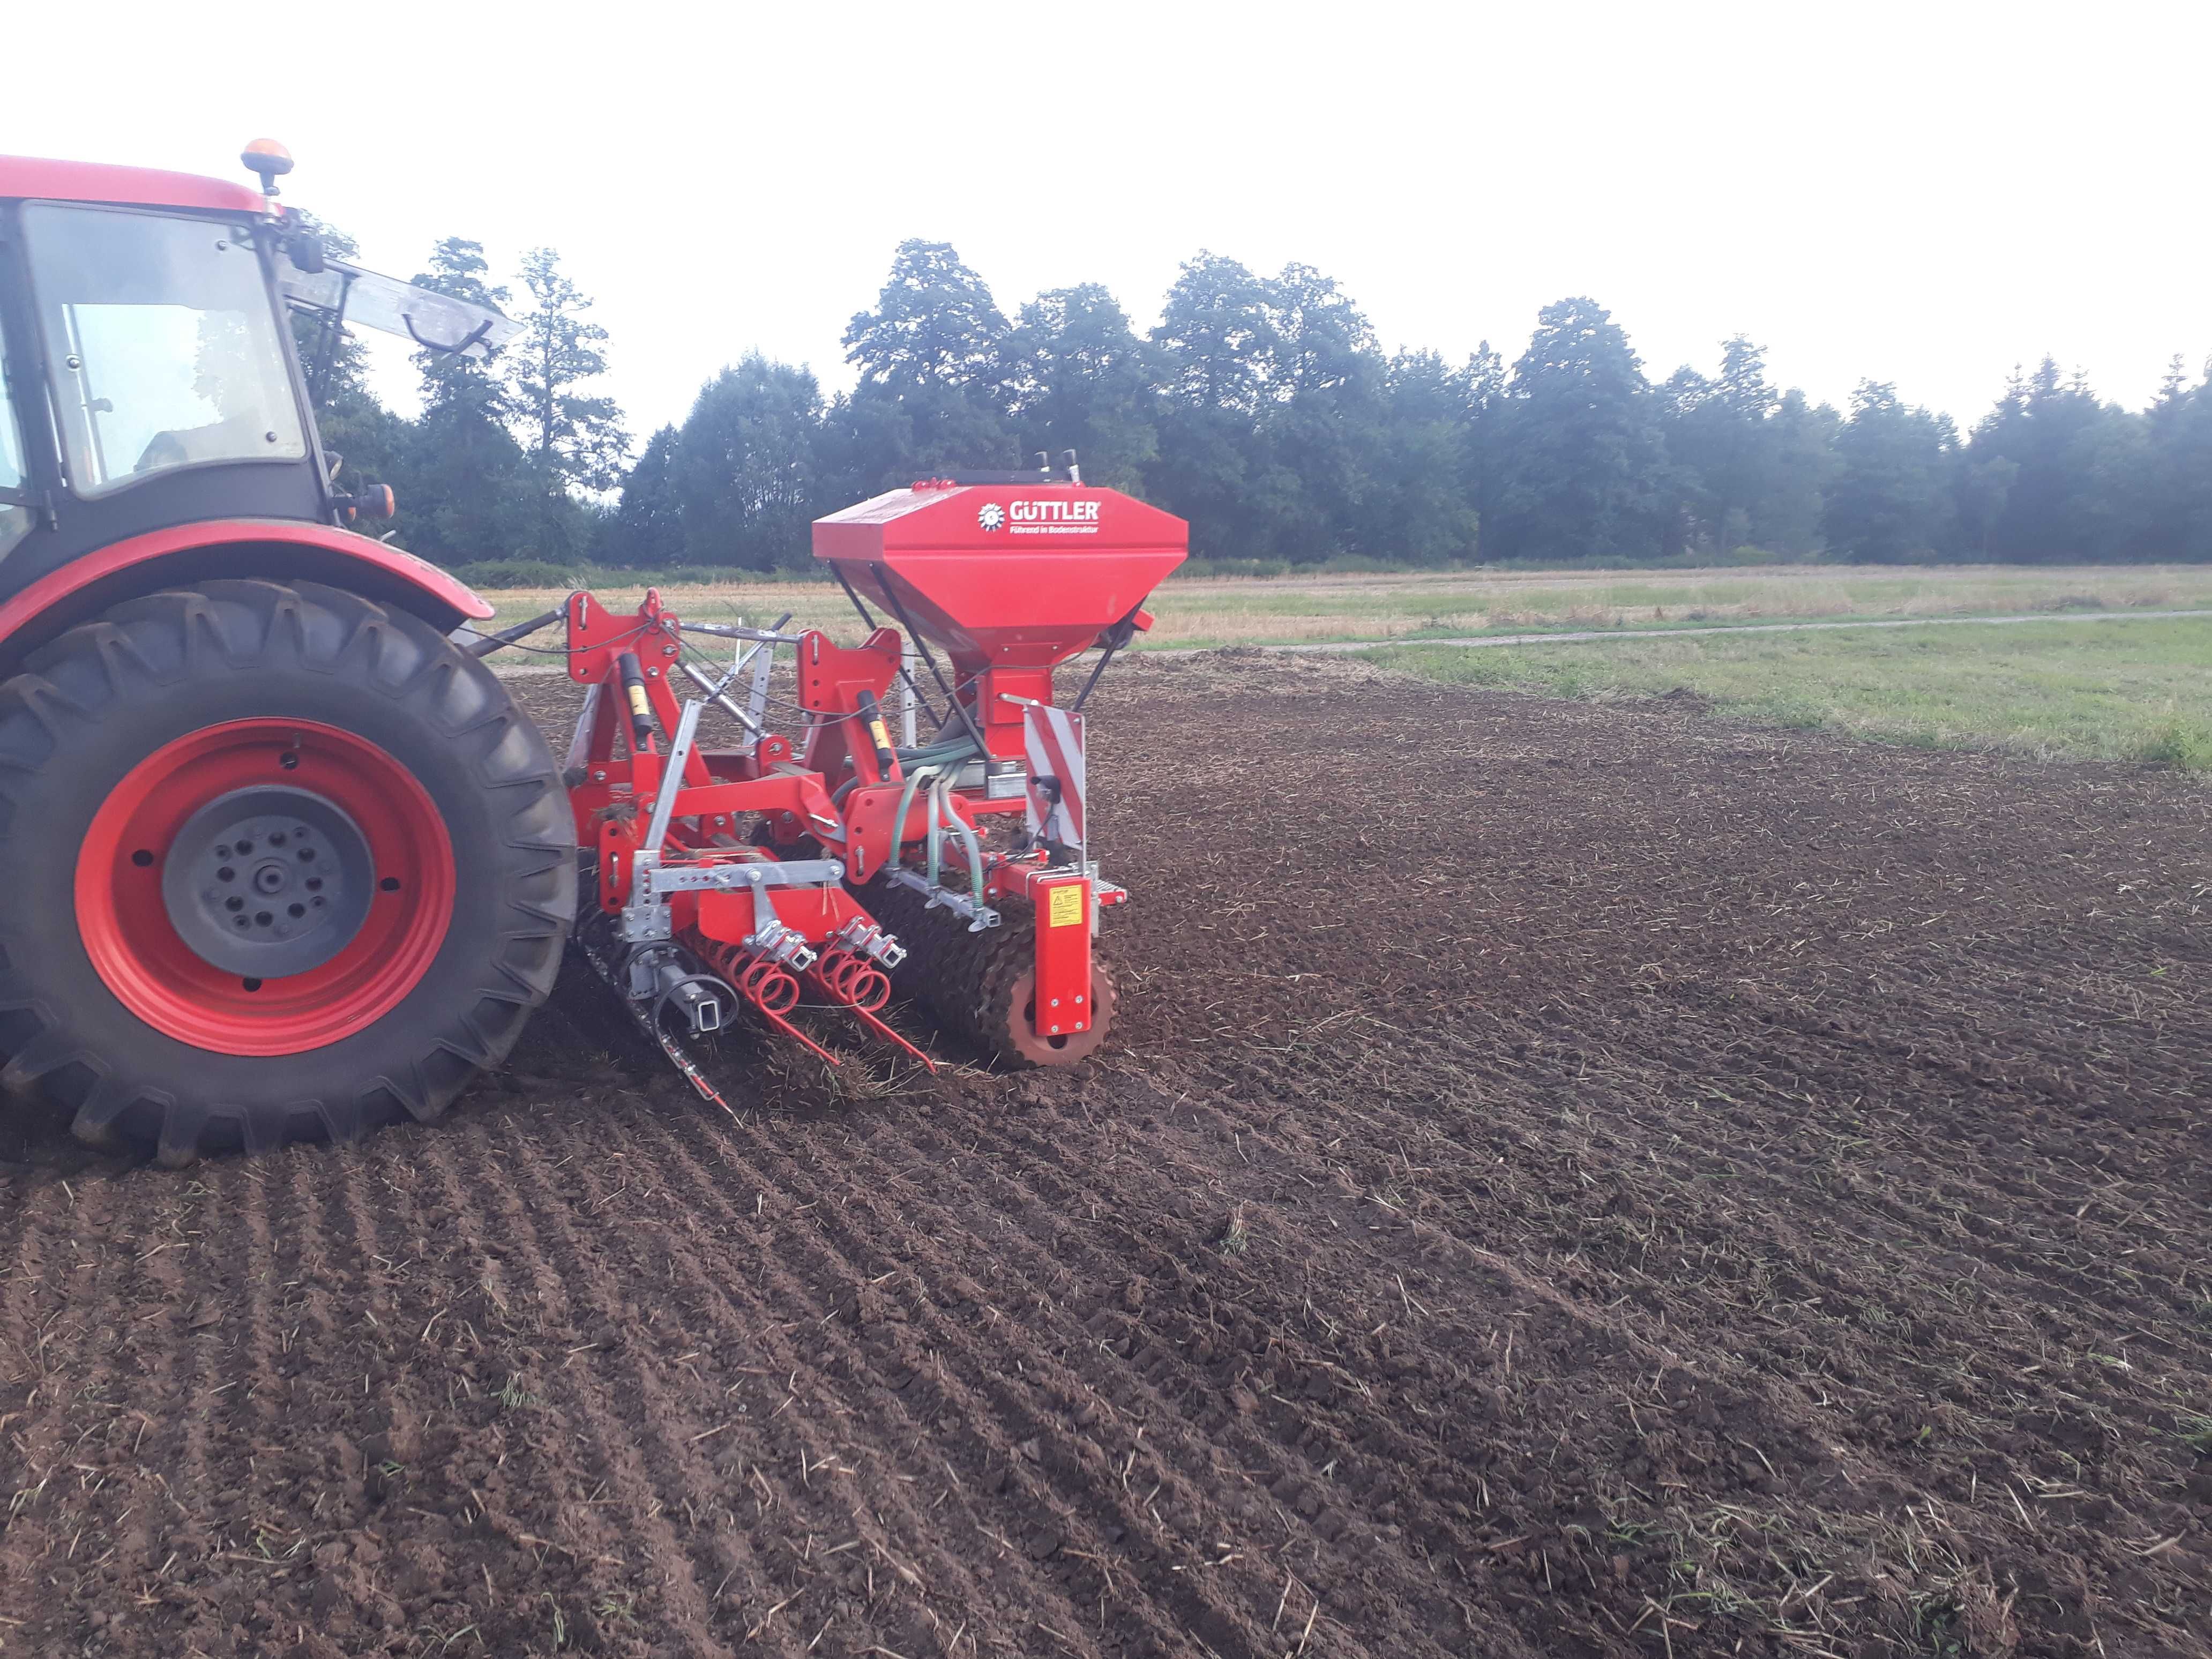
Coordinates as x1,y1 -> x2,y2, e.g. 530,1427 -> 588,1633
0,519 -> 492,672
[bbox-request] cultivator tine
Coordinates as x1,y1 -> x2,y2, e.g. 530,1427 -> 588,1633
808,947 -> 937,1070
574,926 -> 735,1116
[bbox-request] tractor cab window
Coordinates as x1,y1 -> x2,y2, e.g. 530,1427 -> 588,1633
0,324 -> 32,558
21,204 -> 305,499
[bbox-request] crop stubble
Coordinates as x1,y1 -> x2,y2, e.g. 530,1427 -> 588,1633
1,653 -> 2206,1657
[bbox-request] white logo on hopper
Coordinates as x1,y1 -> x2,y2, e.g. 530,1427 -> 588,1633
976,503 -> 1006,532
1007,499 -> 1101,535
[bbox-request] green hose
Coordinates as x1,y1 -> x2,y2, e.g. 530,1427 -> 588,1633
891,763 -> 938,876
896,735 -> 980,769
858,753 -> 988,922
928,773 -> 989,916
831,734 -> 976,810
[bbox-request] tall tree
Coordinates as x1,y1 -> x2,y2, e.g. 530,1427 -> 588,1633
841,240 -> 1015,487
1491,297 -> 1669,563
1146,253 -> 1284,558
1149,251 -> 1280,415
608,424 -> 685,568
1370,350 -> 1479,562
411,238 -> 510,419
1656,338 -> 1840,558
1004,284 -> 1158,489
1964,357 -> 2141,562
1758,390 -> 1839,556
1822,382 -> 1957,562
508,248 -> 630,494
1682,337 -> 1783,552
1655,364 -> 1714,556
401,237 -> 533,563
1461,342 -> 1509,555
2139,356 -> 2212,558
672,354 -> 826,570
1265,263 -> 1389,560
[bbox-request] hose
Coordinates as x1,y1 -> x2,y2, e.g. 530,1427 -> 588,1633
827,734 -> 977,813
926,772 -> 988,903
896,734 -> 981,768
828,752 -> 988,905
892,763 -> 939,879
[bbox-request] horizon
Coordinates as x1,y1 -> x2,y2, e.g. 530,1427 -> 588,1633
7,1 -> 2204,446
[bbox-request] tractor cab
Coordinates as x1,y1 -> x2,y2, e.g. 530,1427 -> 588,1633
0,145 -> 514,654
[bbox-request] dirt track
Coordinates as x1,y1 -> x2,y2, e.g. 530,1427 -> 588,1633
3,654 -> 2208,1657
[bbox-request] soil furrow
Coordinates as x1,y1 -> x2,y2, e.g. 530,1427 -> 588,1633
410,1121 -> 699,1655
696,1094 -> 1509,1659
494,1116 -> 780,1655
607,1094 -> 1140,1656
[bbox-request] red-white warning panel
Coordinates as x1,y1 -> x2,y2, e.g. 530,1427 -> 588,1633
1022,704 -> 1086,849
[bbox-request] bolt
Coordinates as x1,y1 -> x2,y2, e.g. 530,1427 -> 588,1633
592,769 -> 606,782
1074,995 -> 1085,1005
1050,997 -> 1060,1007
1049,1025 -> 1060,1035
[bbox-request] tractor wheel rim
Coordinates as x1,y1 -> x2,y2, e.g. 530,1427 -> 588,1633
160,786 -> 376,977
77,719 -> 456,1057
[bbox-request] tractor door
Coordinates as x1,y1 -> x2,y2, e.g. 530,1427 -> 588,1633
0,198 -> 330,601
0,316 -> 34,565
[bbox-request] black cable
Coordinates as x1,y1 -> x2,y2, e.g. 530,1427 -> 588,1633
459,616 -> 653,660
1071,602 -> 1144,713
833,563 -> 947,731
869,563 -> 990,755
465,604 -> 566,658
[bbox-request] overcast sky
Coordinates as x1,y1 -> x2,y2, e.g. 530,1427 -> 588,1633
9,1 -> 2204,444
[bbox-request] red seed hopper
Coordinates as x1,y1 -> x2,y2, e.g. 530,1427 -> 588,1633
814,479 -> 1188,672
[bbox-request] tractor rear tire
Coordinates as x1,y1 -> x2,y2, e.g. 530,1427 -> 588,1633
0,581 -> 575,1163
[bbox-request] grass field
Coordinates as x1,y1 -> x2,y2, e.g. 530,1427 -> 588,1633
469,563 -> 2212,771
472,562 -> 2212,651
1371,615 -> 2212,767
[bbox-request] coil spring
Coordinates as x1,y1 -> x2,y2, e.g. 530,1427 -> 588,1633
687,933 -> 801,1015
810,947 -> 891,1012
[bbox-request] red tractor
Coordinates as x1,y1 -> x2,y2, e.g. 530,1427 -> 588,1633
0,144 -> 1183,1163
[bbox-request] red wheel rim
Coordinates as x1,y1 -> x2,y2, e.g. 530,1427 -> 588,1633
76,719 -> 456,1056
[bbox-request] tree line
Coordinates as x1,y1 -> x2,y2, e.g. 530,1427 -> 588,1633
316,228 -> 2212,572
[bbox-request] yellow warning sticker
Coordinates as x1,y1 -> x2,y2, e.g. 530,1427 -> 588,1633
1047,884 -> 1085,928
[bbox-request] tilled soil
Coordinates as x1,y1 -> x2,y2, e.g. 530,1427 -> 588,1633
3,653 -> 2208,1658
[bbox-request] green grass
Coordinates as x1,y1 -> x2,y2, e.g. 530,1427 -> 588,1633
1369,618 -> 2212,769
